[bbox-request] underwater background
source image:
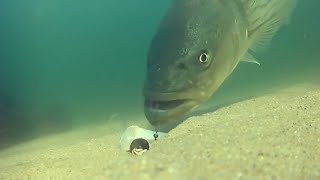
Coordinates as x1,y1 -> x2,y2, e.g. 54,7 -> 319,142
0,0 -> 319,149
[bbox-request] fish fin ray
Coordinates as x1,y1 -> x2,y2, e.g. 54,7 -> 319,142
244,0 -> 298,53
249,13 -> 291,53
240,52 -> 260,65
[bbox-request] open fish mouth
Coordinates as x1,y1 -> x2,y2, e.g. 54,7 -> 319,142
144,97 -> 199,126
144,99 -> 187,111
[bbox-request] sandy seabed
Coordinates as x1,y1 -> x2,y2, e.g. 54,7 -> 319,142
0,83 -> 319,180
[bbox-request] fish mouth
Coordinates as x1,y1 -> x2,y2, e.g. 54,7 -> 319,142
144,96 -> 200,126
144,99 -> 187,110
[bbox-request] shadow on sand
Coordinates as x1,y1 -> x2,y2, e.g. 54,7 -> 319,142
0,101 -> 73,151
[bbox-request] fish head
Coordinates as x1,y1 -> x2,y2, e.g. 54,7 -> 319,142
144,0 -> 239,126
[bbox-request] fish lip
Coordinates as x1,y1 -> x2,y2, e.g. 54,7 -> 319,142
143,91 -> 198,112
144,99 -> 199,126
144,99 -> 187,111
143,92 -> 200,126
143,90 -> 203,101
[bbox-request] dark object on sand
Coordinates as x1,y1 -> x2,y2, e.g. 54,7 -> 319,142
129,138 -> 149,155
153,131 -> 159,140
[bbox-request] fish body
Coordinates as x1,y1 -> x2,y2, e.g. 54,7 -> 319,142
144,0 -> 297,126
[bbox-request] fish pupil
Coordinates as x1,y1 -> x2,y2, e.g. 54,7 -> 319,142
199,53 -> 208,63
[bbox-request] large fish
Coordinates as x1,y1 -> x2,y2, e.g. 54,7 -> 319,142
144,0 -> 297,127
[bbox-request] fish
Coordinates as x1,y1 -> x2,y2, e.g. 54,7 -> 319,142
143,0 -> 297,127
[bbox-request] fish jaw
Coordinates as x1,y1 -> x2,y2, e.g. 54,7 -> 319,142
143,91 -> 203,126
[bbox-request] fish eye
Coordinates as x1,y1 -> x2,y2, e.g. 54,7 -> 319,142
199,52 -> 209,63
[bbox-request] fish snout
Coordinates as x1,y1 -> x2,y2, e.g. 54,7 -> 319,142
143,90 -> 201,126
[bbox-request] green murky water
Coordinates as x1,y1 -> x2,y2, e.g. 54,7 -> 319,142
0,1 -> 319,148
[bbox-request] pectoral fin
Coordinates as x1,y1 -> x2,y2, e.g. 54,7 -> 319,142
240,52 -> 260,65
